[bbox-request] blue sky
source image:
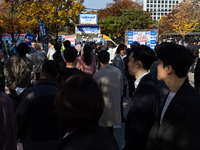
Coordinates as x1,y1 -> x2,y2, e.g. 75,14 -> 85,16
83,0 -> 114,10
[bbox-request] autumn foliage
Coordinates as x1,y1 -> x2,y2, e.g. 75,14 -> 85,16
97,0 -> 141,19
0,0 -> 85,41
159,0 -> 200,36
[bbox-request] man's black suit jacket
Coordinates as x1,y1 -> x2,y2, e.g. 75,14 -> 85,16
124,74 -> 161,150
147,79 -> 200,150
194,58 -> 200,93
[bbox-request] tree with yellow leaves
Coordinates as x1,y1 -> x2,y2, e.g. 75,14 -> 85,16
5,0 -> 85,41
46,0 -> 85,40
0,0 -> 28,41
173,0 -> 198,38
17,0 -> 53,37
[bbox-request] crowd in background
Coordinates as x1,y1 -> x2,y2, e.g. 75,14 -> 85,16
0,37 -> 200,150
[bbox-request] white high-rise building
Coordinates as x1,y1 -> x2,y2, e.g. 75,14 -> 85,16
132,0 -> 182,20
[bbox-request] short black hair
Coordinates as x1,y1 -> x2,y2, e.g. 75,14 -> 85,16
17,43 -> 28,56
54,43 -> 62,52
156,42 -> 194,78
42,60 -> 60,79
49,39 -> 55,45
131,45 -> 155,70
55,74 -> 104,133
116,43 -> 127,54
64,47 -> 77,62
98,50 -> 110,64
63,40 -> 71,48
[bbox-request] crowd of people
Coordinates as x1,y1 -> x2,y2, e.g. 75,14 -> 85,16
0,37 -> 200,150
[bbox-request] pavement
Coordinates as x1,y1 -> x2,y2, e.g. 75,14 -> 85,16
114,72 -> 194,150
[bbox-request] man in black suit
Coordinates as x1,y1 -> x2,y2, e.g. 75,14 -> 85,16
147,42 -> 200,150
124,45 -> 161,150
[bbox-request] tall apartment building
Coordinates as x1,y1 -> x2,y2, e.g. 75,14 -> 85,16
132,0 -> 182,20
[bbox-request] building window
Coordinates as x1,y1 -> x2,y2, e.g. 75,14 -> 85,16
154,4 -> 156,7
162,4 -> 164,7
147,0 -> 149,2
165,13 -> 167,15
165,9 -> 167,11
158,9 -> 160,11
147,9 -> 149,11
173,0 -> 175,3
165,5 -> 167,7
161,9 -> 164,11
154,9 -> 156,11
151,4 -> 153,7
151,0 -> 153,3
158,5 -> 160,7
154,12 -> 156,15
158,12 -> 160,15
169,5 -> 171,7
157,17 -> 160,19
154,0 -> 157,3
150,9 -> 153,11
147,4 -> 149,7
169,0 -> 171,3
176,1 -> 178,3
161,13 -> 164,15
165,0 -> 168,3
158,0 -> 160,3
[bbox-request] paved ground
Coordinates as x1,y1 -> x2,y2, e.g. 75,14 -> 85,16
114,72 -> 194,150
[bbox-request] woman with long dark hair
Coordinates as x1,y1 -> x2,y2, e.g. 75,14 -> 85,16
76,45 -> 96,75
55,74 -> 119,150
112,43 -> 128,122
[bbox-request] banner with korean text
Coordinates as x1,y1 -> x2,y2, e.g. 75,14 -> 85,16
37,17 -> 48,51
126,29 -> 158,50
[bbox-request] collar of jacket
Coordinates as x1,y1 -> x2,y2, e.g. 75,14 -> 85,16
152,78 -> 192,143
33,79 -> 59,87
100,64 -> 111,69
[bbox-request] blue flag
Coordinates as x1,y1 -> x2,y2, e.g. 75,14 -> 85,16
37,17 -> 48,51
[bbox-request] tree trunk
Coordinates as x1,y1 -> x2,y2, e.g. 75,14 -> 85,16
56,26 -> 59,41
11,24 -> 14,42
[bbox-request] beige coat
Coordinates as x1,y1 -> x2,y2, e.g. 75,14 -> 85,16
93,64 -> 123,127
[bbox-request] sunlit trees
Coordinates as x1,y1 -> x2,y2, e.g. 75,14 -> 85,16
97,0 -> 141,19
99,8 -> 153,38
0,0 -> 86,41
0,0 -> 28,41
159,0 -> 200,36
159,12 -> 175,34
172,0 -> 198,38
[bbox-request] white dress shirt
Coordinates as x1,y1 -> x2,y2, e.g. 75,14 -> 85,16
134,72 -> 150,89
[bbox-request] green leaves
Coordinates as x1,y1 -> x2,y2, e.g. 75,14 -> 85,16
98,8 -> 153,37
